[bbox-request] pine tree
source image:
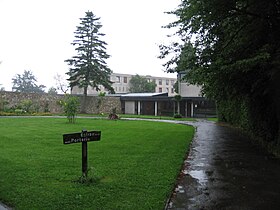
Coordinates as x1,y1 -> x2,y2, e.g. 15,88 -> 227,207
65,11 -> 114,112
12,70 -> 46,93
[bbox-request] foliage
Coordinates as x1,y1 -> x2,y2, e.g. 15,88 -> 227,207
0,97 -> 8,112
161,0 -> 280,147
96,92 -> 106,109
129,74 -> 157,93
20,99 -> 33,113
65,11 -> 114,98
48,87 -> 58,95
12,70 -> 46,93
174,94 -> 181,102
173,80 -> 179,93
0,112 -> 52,116
43,102 -> 50,113
59,95 -> 80,123
54,73 -> 68,94
0,98 -> 51,115
173,113 -> 182,118
0,118 -> 194,210
108,107 -> 119,120
98,91 -> 106,97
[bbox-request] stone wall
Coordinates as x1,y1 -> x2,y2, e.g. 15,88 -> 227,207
76,94 -> 122,114
0,91 -> 121,114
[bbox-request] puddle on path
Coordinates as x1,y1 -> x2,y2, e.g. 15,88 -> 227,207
188,170 -> 208,186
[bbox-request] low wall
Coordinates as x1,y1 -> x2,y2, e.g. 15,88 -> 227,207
0,91 -> 121,114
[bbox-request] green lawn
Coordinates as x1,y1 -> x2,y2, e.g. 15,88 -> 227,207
0,117 -> 194,210
207,117 -> 218,122
119,114 -> 196,121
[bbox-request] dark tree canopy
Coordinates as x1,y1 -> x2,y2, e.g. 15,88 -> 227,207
65,11 -> 114,96
129,75 -> 157,93
161,0 -> 280,148
162,0 -> 280,99
12,70 -> 46,93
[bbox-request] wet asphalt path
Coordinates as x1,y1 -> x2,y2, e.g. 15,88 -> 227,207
167,120 -> 280,210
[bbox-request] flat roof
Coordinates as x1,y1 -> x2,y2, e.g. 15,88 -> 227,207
121,92 -> 168,97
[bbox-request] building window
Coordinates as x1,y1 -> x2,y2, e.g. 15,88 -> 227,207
171,80 -> 175,85
166,80 -> 169,85
116,76 -> 120,83
171,88 -> 174,93
159,87 -> 162,92
124,77 -> 127,83
159,79 -> 162,85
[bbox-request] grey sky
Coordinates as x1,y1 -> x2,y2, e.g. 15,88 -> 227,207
0,0 -> 180,91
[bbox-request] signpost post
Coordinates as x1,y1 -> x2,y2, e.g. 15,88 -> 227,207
63,130 -> 101,177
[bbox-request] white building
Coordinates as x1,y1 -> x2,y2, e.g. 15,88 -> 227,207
177,72 -> 202,97
177,72 -> 216,117
71,72 -> 177,96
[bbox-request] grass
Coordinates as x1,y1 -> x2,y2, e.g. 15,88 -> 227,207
0,117 -> 194,210
77,113 -> 196,121
0,111 -> 197,121
207,117 -> 218,122
119,114 -> 196,121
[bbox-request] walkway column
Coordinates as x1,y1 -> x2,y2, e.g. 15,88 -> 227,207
137,101 -> 141,115
154,101 -> 158,116
185,101 -> 188,117
191,102 -> 194,117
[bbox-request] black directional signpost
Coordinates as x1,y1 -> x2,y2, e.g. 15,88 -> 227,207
63,130 -> 101,177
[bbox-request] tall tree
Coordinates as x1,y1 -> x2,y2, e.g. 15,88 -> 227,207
161,0 -> 280,147
54,73 -> 68,94
129,74 -> 157,93
12,70 -> 46,93
65,11 -> 114,112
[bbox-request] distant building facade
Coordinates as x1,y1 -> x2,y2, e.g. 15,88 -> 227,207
177,72 -> 216,117
120,72 -> 215,118
177,72 -> 202,98
71,73 -> 177,96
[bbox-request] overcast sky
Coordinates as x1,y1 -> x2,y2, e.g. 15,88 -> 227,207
0,0 -> 180,91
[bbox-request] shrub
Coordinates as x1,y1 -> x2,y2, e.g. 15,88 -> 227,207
108,107 -> 119,120
0,98 -> 9,112
15,109 -> 25,114
59,95 -> 80,123
96,92 -> 106,109
44,102 -> 50,113
174,113 -> 182,118
20,99 -> 33,113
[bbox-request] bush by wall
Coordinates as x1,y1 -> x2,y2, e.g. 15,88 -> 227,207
217,96 -> 280,155
0,91 -> 121,115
